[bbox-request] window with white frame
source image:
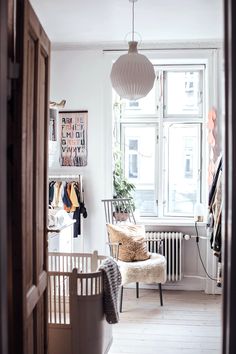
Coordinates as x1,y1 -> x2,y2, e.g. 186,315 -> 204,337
113,64 -> 205,218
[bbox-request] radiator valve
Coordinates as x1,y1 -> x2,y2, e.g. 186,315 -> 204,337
184,234 -> 190,240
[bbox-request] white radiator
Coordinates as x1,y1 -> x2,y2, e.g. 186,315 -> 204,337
145,232 -> 183,282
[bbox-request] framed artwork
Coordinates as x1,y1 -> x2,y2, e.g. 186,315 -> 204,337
59,110 -> 88,166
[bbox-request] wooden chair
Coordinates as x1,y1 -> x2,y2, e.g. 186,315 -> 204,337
101,198 -> 167,312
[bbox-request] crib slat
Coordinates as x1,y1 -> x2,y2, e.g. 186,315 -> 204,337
81,278 -> 83,296
53,275 -> 56,323
63,256 -> 64,271
75,256 -> 78,271
48,276 -> 52,323
95,276 -> 98,295
58,275 -> 60,323
91,277 -> 93,295
63,275 -> 66,324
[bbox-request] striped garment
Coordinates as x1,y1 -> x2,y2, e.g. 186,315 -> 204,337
98,257 -> 121,324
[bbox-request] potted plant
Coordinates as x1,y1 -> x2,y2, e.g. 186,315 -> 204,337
113,151 -> 136,221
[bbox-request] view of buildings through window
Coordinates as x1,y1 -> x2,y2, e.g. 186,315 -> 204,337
113,65 -> 205,218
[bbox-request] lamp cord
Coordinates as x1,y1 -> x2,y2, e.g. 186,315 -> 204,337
194,221 -> 217,281
132,0 -> 135,41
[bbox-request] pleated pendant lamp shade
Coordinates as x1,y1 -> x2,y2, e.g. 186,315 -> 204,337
110,41 -> 155,101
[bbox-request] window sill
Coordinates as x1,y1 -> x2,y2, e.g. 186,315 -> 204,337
136,217 -> 207,234
137,217 -> 206,227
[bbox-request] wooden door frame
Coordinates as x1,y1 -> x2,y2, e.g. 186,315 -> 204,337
223,0 -> 236,353
0,0 -> 8,353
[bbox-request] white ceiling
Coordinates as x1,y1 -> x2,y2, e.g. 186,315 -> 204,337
30,0 -> 223,47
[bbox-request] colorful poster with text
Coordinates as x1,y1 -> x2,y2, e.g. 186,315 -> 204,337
59,110 -> 88,166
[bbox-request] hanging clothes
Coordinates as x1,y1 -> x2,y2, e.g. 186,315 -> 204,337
208,157 -> 222,207
207,156 -> 222,287
48,177 -> 87,238
49,181 -> 55,205
62,182 -> 72,209
51,182 -> 64,208
64,182 -> 79,212
70,182 -> 80,212
73,185 -> 87,237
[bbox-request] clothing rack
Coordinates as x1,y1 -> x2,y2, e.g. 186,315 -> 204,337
48,175 -> 81,179
48,175 -> 83,192
49,174 -> 82,182
48,174 -> 84,252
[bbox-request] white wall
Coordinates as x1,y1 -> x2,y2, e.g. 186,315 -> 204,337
50,50 -> 113,254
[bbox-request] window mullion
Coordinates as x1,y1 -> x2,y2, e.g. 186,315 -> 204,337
157,70 -> 165,218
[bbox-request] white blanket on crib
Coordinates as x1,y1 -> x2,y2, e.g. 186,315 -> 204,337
98,257 -> 121,324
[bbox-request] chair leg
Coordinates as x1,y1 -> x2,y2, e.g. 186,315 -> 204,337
158,283 -> 163,306
136,282 -> 139,298
120,286 -> 124,313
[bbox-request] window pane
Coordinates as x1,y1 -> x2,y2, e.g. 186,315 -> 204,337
123,125 -> 157,216
164,71 -> 202,116
165,124 -> 201,216
129,154 -> 138,178
122,85 -> 156,116
129,139 -> 138,150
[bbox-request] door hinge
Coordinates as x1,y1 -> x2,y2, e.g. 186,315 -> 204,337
8,60 -> 20,100
8,60 -> 20,80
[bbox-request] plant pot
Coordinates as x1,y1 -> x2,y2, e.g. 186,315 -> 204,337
113,212 -> 129,222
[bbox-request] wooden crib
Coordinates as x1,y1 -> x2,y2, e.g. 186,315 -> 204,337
48,251 -> 113,354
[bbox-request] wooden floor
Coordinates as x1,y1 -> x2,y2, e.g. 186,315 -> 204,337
109,289 -> 222,354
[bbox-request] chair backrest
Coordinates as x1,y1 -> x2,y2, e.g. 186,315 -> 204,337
102,198 -> 163,257
101,198 -> 136,259
101,198 -> 136,225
